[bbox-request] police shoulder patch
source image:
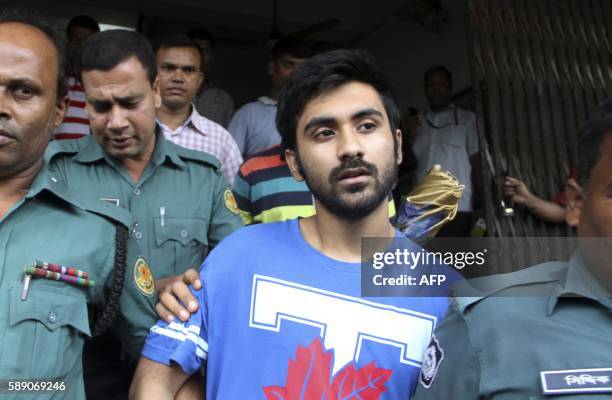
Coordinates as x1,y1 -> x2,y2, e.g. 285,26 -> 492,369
224,189 -> 240,215
134,257 -> 155,296
420,334 -> 444,389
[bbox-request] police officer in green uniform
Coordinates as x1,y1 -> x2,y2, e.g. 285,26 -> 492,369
44,29 -> 243,399
0,12 -> 157,399
412,100 -> 612,399
47,29 -> 243,290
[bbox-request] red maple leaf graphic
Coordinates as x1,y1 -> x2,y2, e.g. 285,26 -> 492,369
263,338 -> 392,400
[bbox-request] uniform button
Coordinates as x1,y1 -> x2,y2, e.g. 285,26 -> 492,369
135,231 -> 143,240
180,230 -> 188,238
48,312 -> 57,323
134,188 -> 141,196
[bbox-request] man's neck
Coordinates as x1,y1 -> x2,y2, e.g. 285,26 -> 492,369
0,159 -> 43,219
269,87 -> 280,102
158,103 -> 191,131
120,134 -> 157,183
299,201 -> 394,263
429,103 -> 452,113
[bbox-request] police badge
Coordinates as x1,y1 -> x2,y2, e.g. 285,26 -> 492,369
420,334 -> 444,388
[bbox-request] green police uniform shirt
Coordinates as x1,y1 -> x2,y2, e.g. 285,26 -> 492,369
46,131 -> 244,279
412,253 -> 612,399
0,163 -> 158,400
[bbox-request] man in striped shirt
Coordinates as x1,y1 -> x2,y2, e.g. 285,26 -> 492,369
53,15 -> 99,139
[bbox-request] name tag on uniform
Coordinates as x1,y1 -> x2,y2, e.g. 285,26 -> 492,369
99,198 -> 120,206
540,368 -> 612,395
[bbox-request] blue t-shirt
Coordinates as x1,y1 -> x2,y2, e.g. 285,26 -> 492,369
142,219 -> 450,399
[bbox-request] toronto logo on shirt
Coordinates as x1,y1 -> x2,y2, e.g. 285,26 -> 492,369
250,275 -> 439,399
263,337 -> 392,400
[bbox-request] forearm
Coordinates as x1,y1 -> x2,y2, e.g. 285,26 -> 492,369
129,357 -> 189,400
524,196 -> 566,223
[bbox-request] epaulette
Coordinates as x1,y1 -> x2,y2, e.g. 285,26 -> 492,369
44,137 -> 88,161
77,195 -> 134,228
451,261 -> 568,313
48,180 -> 133,228
171,142 -> 223,174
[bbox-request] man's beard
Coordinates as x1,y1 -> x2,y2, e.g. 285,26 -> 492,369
297,155 -> 397,221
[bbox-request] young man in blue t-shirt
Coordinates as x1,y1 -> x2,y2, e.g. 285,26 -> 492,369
130,49 -> 451,399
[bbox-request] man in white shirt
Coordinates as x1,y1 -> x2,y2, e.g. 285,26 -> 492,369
155,35 -> 242,186
412,66 -> 481,235
227,37 -> 312,159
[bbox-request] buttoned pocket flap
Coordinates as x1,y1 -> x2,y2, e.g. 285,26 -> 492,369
153,217 -> 208,246
9,284 -> 91,336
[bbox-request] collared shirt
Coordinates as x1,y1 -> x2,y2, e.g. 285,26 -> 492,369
0,161 -> 157,399
413,104 -> 479,211
228,96 -> 281,159
46,132 -> 244,280
193,81 -> 235,128
159,106 -> 243,186
53,76 -> 90,140
413,253 -> 612,399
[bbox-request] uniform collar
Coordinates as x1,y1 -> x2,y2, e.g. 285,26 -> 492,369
73,127 -> 186,169
547,252 -> 612,315
26,161 -> 84,208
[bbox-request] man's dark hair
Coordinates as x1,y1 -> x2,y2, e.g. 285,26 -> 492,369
188,28 -> 214,48
76,29 -> 157,85
271,36 -> 313,61
154,34 -> 203,70
0,8 -> 68,100
66,15 -> 99,34
424,65 -> 453,88
277,48 -> 400,152
578,97 -> 612,187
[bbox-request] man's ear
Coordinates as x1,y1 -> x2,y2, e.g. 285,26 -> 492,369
197,71 -> 205,89
565,177 -> 583,227
53,96 -> 70,128
153,77 -> 162,108
285,148 -> 305,182
395,128 -> 403,165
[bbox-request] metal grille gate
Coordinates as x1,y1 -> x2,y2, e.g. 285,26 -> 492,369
465,0 -> 611,271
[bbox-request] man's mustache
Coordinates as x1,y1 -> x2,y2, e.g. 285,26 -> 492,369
329,158 -> 377,183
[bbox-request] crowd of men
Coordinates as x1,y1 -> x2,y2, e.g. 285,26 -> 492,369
0,8 -> 610,400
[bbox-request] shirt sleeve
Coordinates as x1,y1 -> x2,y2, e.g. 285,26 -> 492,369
411,305 -> 481,400
221,133 -> 244,187
465,111 -> 480,157
141,282 -> 208,375
110,236 -> 159,359
228,106 -> 249,159
207,172 -> 244,247
232,168 -> 254,225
